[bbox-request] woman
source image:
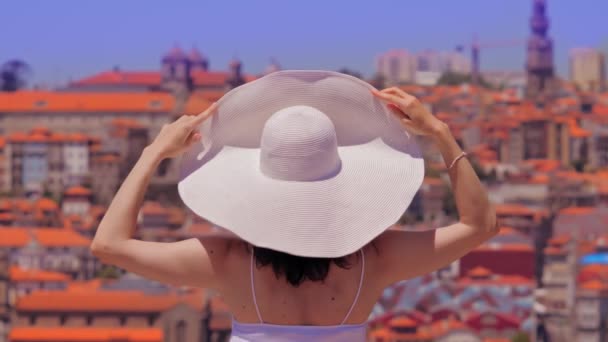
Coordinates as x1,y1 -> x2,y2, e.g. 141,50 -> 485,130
91,71 -> 497,342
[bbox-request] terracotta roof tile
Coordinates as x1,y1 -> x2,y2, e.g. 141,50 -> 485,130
495,203 -> 538,216
468,266 -> 492,277
36,198 -> 59,211
476,243 -> 533,252
95,154 -> 120,163
0,212 -> 15,221
0,91 -> 173,113
9,327 -> 162,342
0,228 -> 91,248
548,235 -> 571,246
544,246 -> 565,255
389,316 -> 417,328
16,289 -> 204,313
560,206 -> 595,215
9,266 -> 69,282
581,280 -> 608,291
72,71 -> 161,86
64,186 -> 92,196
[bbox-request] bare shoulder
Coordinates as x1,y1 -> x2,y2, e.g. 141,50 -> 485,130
367,229 -> 436,286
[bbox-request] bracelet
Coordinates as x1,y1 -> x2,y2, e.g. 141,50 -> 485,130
448,151 -> 467,170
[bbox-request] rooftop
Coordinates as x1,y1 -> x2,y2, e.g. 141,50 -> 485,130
9,327 -> 162,342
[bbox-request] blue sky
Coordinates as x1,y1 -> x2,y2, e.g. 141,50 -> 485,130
2,0 -> 607,86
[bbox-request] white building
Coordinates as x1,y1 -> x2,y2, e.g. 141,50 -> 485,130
63,134 -> 89,187
570,48 -> 606,92
376,49 -> 417,86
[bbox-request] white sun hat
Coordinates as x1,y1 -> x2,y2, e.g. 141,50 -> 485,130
178,70 -> 424,258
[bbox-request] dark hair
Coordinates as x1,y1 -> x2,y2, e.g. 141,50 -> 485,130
252,246 -> 352,287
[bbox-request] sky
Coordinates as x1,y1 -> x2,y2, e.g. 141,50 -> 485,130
2,0 -> 607,87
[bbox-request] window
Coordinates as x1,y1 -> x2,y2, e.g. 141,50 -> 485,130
175,320 -> 187,342
29,315 -> 37,325
34,100 -> 47,108
149,100 -> 163,108
481,314 -> 497,325
119,316 -> 127,326
148,315 -> 156,326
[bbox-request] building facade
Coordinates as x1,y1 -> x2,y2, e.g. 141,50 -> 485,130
570,48 -> 606,92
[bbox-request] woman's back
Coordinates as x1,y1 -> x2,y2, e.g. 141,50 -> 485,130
216,241 -> 383,327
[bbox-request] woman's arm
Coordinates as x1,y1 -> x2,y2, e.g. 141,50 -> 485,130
90,104 -> 227,288
371,88 -> 497,284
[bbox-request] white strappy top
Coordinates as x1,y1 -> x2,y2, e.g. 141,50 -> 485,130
230,249 -> 367,342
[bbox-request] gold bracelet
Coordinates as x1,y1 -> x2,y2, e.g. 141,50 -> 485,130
448,151 -> 467,170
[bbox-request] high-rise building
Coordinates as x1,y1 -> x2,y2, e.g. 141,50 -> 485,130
375,49 -> 417,86
416,49 -> 443,73
525,0 -> 557,100
443,51 -> 472,74
570,48 -> 606,92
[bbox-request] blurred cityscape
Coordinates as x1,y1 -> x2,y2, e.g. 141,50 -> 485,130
1,0 -> 607,341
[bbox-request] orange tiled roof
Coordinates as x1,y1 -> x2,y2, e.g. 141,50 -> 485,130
9,327 -> 162,342
72,70 -> 255,88
426,318 -> 470,336
544,246 -> 565,255
568,121 -> 592,138
95,154 -> 120,163
523,159 -> 560,172
476,243 -> 533,252
548,235 -> 571,246
0,199 -> 13,210
16,288 -> 204,312
389,316 -> 417,328
30,126 -> 50,135
7,130 -> 91,144
9,266 -> 69,282
581,280 -> 608,291
36,198 -> 58,211
560,206 -> 594,215
0,91 -> 173,113
72,71 -> 161,86
0,228 -> 90,248
66,279 -> 104,292
64,186 -> 92,196
468,266 -> 492,277
497,226 -> 516,235
495,203 -> 538,216
529,174 -> 549,184
0,212 -> 15,221
111,118 -> 144,128
35,229 -> 91,247
459,274 -> 533,286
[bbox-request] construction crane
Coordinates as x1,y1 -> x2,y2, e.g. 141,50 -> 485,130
454,36 -> 525,121
456,35 -> 526,88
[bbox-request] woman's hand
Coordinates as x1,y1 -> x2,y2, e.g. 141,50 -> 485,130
149,102 -> 218,159
372,87 -> 446,137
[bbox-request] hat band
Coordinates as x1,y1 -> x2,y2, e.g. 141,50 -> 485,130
260,150 -> 342,182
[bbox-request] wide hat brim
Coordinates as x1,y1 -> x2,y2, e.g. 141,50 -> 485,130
178,70 -> 425,258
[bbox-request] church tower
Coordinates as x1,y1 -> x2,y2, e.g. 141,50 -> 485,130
226,58 -> 246,89
189,47 -> 209,72
525,0 -> 556,101
161,45 -> 193,99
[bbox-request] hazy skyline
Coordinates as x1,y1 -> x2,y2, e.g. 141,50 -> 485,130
2,0 -> 607,87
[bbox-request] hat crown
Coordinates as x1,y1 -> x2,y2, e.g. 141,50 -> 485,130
260,106 -> 341,181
